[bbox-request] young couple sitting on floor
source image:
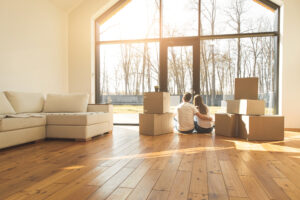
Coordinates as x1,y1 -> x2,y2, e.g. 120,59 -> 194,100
174,92 -> 214,134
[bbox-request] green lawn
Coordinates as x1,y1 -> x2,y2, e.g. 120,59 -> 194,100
113,105 -> 224,115
113,105 -> 275,115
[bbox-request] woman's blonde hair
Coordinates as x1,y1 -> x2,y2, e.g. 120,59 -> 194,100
193,95 -> 208,115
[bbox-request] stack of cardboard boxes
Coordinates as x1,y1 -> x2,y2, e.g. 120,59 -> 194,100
215,77 -> 284,141
139,92 -> 174,136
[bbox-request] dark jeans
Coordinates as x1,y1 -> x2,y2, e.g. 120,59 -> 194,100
194,121 -> 213,133
177,128 -> 194,134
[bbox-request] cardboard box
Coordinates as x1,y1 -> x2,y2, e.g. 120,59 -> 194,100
235,77 -> 258,100
215,113 -> 239,137
238,115 -> 284,141
144,92 -> 170,114
139,113 -> 174,136
227,100 -> 265,115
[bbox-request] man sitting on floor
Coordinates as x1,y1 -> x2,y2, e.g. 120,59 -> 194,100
175,92 -> 212,134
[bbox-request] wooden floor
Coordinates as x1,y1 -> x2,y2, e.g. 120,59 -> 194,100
1,127 -> 300,200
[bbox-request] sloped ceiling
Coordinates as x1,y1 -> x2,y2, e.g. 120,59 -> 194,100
271,0 -> 283,6
49,0 -> 84,13
50,0 -> 283,14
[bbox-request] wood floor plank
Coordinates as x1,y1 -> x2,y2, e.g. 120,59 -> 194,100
45,167 -> 108,200
25,183 -> 66,200
125,158 -> 144,168
0,127 -> 299,200
4,192 -> 29,200
151,156 -> 169,170
88,167 -> 134,200
271,160 -> 300,189
208,173 -> 229,200
228,153 -> 253,176
153,155 -> 182,191
219,160 -> 247,198
178,153 -> 194,171
167,171 -> 191,200
189,153 -> 208,196
64,185 -> 99,200
240,158 -> 290,200
24,169 -> 75,194
147,190 -> 169,200
187,193 -> 208,200
88,158 -> 133,186
106,188 -> 132,200
273,177 -> 300,200
120,158 -> 156,188
239,176 -> 269,200
0,180 -> 34,199
127,169 -> 162,200
206,149 -> 221,174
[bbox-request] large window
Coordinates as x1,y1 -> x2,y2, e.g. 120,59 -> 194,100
96,0 -> 280,124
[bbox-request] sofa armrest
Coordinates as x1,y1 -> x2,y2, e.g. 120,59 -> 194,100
87,104 -> 113,113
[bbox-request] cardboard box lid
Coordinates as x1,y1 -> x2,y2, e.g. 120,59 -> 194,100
235,77 -> 258,100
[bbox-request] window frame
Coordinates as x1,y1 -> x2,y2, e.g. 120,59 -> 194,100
95,0 -> 280,113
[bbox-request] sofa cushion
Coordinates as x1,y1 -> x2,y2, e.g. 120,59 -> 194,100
43,94 -> 89,113
46,112 -> 110,126
0,92 -> 16,115
5,91 -> 44,113
0,115 -> 46,132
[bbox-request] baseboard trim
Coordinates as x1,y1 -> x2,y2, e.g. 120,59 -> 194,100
285,128 -> 300,132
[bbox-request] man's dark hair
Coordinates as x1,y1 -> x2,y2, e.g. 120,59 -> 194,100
183,92 -> 192,102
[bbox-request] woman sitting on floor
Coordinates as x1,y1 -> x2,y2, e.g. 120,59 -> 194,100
193,95 -> 214,133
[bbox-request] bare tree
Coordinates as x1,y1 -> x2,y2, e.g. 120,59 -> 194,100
202,0 -> 217,105
226,0 -> 247,78
120,44 -> 132,95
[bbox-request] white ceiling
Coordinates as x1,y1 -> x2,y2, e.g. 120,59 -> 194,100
49,0 -> 84,13
271,0 -> 283,6
49,0 -> 283,14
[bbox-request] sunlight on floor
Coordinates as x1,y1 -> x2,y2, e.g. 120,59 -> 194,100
229,140 -> 300,153
95,146 -> 234,161
63,165 -> 85,170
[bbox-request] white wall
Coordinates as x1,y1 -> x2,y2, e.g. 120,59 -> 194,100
68,0 -> 117,103
281,0 -> 300,128
0,0 -> 68,93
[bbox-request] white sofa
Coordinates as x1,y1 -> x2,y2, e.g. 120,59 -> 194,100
0,91 -> 113,149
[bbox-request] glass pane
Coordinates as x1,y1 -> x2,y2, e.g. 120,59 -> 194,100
99,0 -> 159,41
239,36 -> 277,115
163,0 -> 199,37
99,43 -> 159,123
200,39 -> 237,115
168,46 -> 193,111
200,36 -> 277,115
201,0 -> 277,35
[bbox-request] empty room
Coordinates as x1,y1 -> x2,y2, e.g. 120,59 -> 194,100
1,0 -> 300,199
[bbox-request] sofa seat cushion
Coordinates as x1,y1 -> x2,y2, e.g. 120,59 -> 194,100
46,112 -> 110,126
0,115 -> 46,132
